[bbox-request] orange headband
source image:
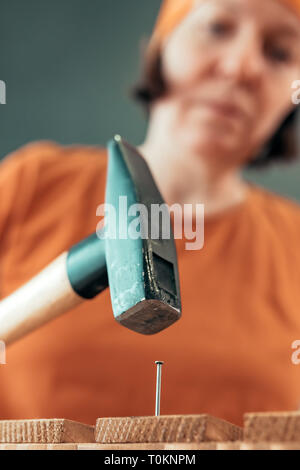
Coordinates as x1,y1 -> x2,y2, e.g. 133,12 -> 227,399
151,0 -> 300,45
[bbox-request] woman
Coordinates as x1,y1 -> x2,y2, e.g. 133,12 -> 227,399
0,0 -> 300,426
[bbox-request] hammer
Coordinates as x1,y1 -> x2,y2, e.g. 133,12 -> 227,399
0,136 -> 181,345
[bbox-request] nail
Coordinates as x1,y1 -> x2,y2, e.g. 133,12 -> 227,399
155,361 -> 164,416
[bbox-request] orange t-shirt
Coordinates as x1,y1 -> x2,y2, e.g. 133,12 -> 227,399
1,141 -> 300,426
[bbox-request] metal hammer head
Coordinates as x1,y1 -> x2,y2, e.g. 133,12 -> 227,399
105,136 -> 181,335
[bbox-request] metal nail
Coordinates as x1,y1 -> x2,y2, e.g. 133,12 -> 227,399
155,361 -> 164,416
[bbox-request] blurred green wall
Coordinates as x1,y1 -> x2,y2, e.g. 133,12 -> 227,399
1,0 -> 300,201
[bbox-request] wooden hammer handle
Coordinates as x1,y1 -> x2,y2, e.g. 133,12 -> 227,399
0,252 -> 83,345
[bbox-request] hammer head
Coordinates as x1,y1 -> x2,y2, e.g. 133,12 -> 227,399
105,136 -> 181,335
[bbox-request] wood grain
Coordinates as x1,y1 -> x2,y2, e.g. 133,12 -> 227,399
0,443 -> 78,450
1,442 -> 298,450
240,442 -> 272,450
78,442 -> 217,450
244,411 -> 300,442
0,419 -> 94,444
270,442 -> 300,450
95,415 -> 242,444
217,441 -> 273,450
216,441 -> 243,450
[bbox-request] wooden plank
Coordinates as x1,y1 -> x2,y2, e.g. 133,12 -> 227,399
46,443 -> 78,450
216,442 -> 242,450
95,415 -> 242,444
244,412 -> 300,442
0,443 -> 77,450
240,442 -> 272,450
78,442 -> 217,450
0,419 -> 94,444
218,442 -> 273,450
0,444 -> 48,450
270,442 -> 300,450
2,442 -> 297,451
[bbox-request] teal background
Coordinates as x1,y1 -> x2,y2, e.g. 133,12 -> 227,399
1,0 -> 300,201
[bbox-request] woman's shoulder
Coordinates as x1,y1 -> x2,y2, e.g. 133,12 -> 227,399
248,182 -> 300,232
0,141 -> 109,227
1,140 -> 108,172
0,140 -> 108,195
249,182 -> 300,212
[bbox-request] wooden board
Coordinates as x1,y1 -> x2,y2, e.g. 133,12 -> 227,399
217,442 -> 275,450
0,419 -> 94,444
95,415 -> 242,444
1,442 -> 298,450
244,412 -> 300,443
0,443 -> 78,450
78,442 -> 217,450
216,441 -> 243,450
270,442 -> 300,450
240,442 -> 272,450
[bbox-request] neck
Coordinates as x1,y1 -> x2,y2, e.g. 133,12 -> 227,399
138,115 -> 249,217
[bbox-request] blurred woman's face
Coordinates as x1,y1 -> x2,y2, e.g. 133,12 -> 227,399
160,0 -> 300,168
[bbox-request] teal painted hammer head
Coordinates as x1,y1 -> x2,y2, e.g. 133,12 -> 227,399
104,136 -> 181,335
